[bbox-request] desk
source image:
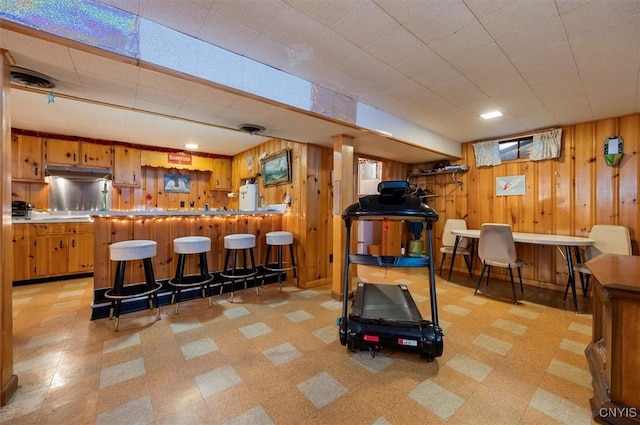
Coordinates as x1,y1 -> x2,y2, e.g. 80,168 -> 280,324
450,229 -> 594,312
585,254 -> 640,424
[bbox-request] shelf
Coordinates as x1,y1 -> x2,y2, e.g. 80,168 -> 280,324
408,168 -> 467,186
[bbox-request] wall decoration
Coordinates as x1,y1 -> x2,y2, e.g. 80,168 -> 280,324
260,148 -> 292,186
496,175 -> 525,196
164,173 -> 190,193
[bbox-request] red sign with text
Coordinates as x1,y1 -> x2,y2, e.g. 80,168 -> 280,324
168,152 -> 192,165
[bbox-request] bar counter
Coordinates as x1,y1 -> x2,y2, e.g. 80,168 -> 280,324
91,210 -> 284,318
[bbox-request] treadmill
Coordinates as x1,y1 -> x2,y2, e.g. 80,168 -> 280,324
338,180 -> 443,360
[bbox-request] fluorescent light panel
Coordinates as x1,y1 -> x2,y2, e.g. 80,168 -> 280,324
480,110 -> 503,120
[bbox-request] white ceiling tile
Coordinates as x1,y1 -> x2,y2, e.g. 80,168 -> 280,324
212,0 -> 285,32
286,0 -> 361,27
569,14 -> 640,59
479,0 -> 559,41
497,16 -> 567,59
403,0 -> 479,44
135,85 -> 187,108
70,50 -> 140,83
262,4 -> 328,48
446,43 -> 510,75
198,10 -> 260,55
138,69 -> 195,95
428,21 -> 493,61
462,0 -> 513,19
245,34 -> 296,70
431,77 -> 491,108
511,41 -> 578,86
98,0 -> 141,14
138,0 -> 209,37
560,0 -> 640,38
364,28 -> 425,65
331,1 -> 399,48
395,46 -> 463,86
133,98 -> 181,116
373,0 -> 443,28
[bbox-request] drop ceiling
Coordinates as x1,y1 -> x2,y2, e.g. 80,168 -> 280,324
2,0 -> 640,165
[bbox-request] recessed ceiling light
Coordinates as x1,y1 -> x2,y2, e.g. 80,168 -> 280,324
480,110 -> 503,120
184,143 -> 199,150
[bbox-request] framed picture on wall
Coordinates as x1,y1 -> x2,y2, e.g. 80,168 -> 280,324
164,173 -> 190,193
260,148 -> 292,186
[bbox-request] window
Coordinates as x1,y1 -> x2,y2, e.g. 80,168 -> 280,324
498,136 -> 532,161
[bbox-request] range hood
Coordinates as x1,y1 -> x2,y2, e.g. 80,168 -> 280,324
45,164 -> 112,180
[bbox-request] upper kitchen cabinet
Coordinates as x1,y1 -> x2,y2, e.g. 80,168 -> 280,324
113,146 -> 141,187
12,134 -> 44,182
80,142 -> 113,168
210,158 -> 232,190
44,138 -> 80,165
45,139 -> 113,168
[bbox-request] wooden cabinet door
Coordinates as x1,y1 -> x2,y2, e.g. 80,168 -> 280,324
210,158 -> 232,190
12,134 -> 44,181
12,225 -> 31,281
68,232 -> 94,273
34,235 -> 68,277
113,146 -> 141,186
81,142 -> 112,168
45,138 -> 80,165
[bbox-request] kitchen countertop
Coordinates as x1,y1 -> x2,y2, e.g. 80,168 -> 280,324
13,207 -> 285,223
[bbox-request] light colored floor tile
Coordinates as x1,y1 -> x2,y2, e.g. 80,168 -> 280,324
529,387 -> 592,425
57,289 -> 86,298
284,309 -> 314,323
408,379 -> 465,421
0,387 -> 47,422
264,298 -> 289,308
462,295 -> 488,305
223,306 -> 251,319
26,330 -> 70,348
239,322 -> 272,339
446,353 -> 493,382
196,364 -> 242,398
508,306 -> 540,319
297,290 -> 320,298
443,304 -> 471,316
14,351 -> 62,375
559,338 -> 588,355
350,351 -> 393,374
103,333 -> 141,354
99,358 -> 146,389
96,395 -> 154,425
547,359 -> 592,388
297,371 -> 347,409
473,333 -> 513,356
320,300 -> 342,311
569,322 -> 592,336
170,318 -> 203,334
223,405 -> 274,425
372,418 -> 393,425
181,337 -> 219,360
492,318 -> 527,335
312,326 -> 337,344
263,342 -> 302,366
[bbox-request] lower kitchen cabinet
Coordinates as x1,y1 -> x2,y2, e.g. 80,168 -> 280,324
13,222 -> 94,282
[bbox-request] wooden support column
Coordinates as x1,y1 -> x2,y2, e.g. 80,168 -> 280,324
331,134 -> 354,299
0,50 -> 18,405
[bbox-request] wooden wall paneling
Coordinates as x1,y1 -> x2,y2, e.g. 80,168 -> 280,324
535,159 -> 555,286
618,115 -> 639,252
594,118 -> 618,224
573,122 -> 596,235
92,218 -> 111,289
103,218 -> 133,290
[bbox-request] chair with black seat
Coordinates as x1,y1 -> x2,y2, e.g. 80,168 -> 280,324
475,223 -> 524,304
572,224 -> 632,298
439,218 -> 473,281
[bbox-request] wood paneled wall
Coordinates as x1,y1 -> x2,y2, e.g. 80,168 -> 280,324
430,113 -> 639,292
232,139 -> 334,288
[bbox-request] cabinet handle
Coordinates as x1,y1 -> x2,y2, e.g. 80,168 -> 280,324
73,153 -> 77,161
84,154 -> 87,162
72,239 -> 75,248
133,173 -> 136,182
59,240 -> 63,249
35,167 -> 39,176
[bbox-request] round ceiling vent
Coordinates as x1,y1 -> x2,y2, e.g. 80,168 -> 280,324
10,66 -> 57,89
237,123 -> 266,135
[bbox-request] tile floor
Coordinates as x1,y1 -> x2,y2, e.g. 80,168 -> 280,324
3,267 -> 597,424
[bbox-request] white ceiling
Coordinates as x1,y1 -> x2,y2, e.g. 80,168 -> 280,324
2,0 -> 640,165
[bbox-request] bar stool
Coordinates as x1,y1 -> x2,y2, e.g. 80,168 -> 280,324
220,234 -> 258,302
168,236 -> 214,314
262,231 -> 298,292
105,240 -> 162,331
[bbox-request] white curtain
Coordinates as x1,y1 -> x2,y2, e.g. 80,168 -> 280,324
530,129 -> 562,161
473,140 -> 501,167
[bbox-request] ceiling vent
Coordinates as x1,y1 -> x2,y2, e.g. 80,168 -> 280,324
237,123 -> 266,135
10,66 -> 57,89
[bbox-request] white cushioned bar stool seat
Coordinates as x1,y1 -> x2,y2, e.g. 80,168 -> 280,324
105,240 -> 162,331
262,231 -> 298,292
168,236 -> 214,313
220,234 -> 258,302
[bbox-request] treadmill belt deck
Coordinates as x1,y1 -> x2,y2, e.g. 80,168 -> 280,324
360,283 -> 417,321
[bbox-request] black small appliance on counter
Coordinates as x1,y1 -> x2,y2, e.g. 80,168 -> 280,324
12,201 -> 34,219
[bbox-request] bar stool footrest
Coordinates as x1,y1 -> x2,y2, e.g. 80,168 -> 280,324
105,282 -> 162,300
168,274 -> 214,288
220,268 -> 258,279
